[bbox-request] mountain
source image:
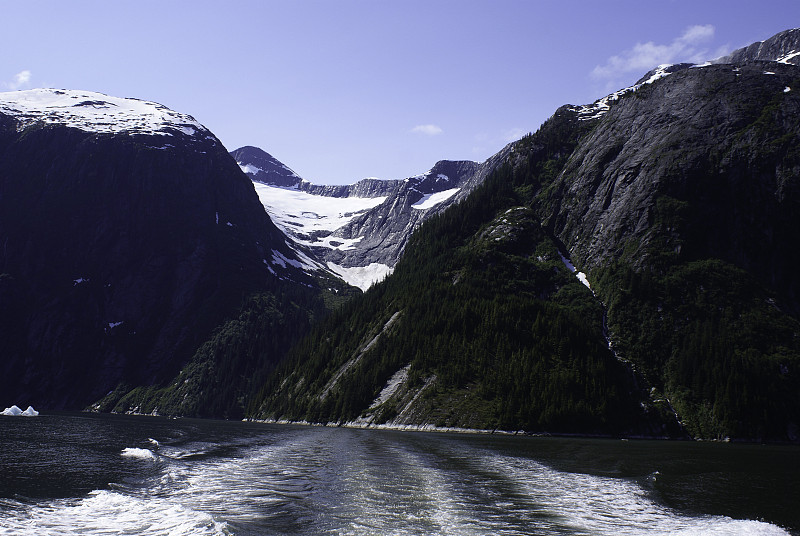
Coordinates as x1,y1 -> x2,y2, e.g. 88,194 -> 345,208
232,146 -> 508,290
0,89 -> 346,414
252,29 -> 800,441
714,27 -> 800,65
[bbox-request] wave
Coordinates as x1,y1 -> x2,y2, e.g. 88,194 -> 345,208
0,491 -> 230,536
120,447 -> 157,461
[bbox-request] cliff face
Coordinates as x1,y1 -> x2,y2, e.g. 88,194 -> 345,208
545,62 -> 800,311
0,91 -> 315,410
715,27 -> 800,65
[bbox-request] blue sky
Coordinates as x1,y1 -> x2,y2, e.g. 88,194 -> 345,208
1,1 -> 797,184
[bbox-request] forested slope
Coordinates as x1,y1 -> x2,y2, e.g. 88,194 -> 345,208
253,60 -> 800,442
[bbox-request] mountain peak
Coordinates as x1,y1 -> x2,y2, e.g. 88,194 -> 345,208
715,27 -> 800,66
0,88 -> 207,137
230,145 -> 304,188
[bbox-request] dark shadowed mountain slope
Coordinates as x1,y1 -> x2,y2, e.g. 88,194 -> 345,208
0,89 -> 343,413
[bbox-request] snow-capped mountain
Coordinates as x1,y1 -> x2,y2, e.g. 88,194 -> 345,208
0,89 -> 206,138
570,28 -> 800,123
233,146 -> 508,290
0,88 -> 342,411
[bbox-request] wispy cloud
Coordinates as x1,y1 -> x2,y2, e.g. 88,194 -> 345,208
410,124 -> 443,136
591,25 -> 726,82
503,128 -> 526,143
3,70 -> 32,90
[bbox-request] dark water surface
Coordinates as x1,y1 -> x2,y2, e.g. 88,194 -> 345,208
0,412 -> 797,535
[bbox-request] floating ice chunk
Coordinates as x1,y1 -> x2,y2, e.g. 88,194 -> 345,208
785,87 -> 792,93
2,405 -> 39,416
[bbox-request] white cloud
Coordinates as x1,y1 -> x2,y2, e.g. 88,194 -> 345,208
410,124 -> 443,136
503,128 -> 526,143
3,70 -> 32,90
592,25 -> 721,81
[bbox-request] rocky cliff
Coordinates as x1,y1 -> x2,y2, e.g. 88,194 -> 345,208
0,90 -> 333,411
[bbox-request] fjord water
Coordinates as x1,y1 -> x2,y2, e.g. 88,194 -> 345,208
0,414 -> 797,535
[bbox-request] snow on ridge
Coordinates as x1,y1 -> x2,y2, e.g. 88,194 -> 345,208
777,50 -> 800,64
238,162 -> 263,175
411,187 -> 460,210
0,88 -> 206,137
571,64 -> 675,121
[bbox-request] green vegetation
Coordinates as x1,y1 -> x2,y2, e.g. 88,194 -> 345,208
254,112 -> 663,435
254,76 -> 800,441
93,282 -> 355,419
594,258 -> 800,440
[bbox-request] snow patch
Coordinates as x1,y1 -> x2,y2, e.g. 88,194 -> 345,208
0,89 -> 206,137
251,181 -> 386,240
572,64 -> 674,121
411,187 -> 460,210
238,162 -> 263,175
326,262 -> 393,291
777,50 -> 800,64
2,405 -> 39,416
558,251 -> 591,289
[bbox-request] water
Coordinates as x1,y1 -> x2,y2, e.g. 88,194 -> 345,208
0,413 -> 797,535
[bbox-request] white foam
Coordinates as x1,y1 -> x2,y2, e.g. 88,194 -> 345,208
470,450 -> 790,535
0,490 -> 229,535
121,447 -> 157,460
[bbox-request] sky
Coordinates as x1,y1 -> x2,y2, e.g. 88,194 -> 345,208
1,1 -> 797,184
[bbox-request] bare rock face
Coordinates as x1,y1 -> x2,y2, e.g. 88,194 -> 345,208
542,62 -> 800,310
715,27 -> 800,66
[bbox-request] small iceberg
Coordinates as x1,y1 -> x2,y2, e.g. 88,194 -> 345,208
2,405 -> 39,416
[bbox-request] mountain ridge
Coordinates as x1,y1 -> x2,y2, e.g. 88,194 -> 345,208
0,89 -> 346,413
251,28 -> 800,441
